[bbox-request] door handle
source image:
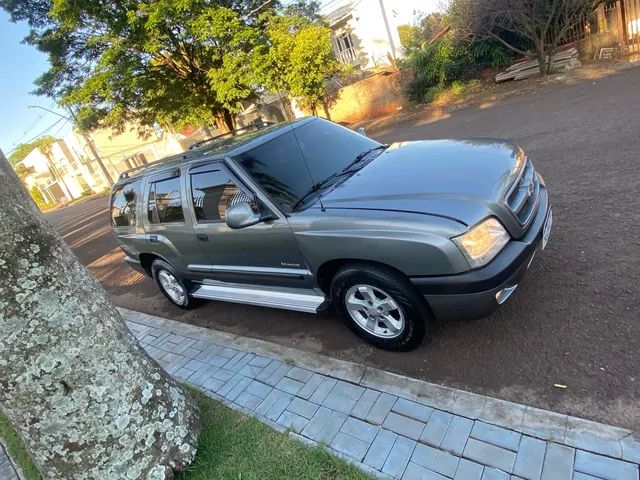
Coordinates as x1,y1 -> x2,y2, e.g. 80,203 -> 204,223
149,235 -> 159,243
196,234 -> 209,242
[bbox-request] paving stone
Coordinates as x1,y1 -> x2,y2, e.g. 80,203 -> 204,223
208,355 -> 232,367
301,406 -> 347,444
238,363 -> 267,378
564,417 -> 624,458
420,410 -> 453,447
308,377 -> 338,404
573,449 -> 638,480
351,388 -> 381,420
403,462 -> 449,480
181,346 -> 202,359
287,397 -> 319,419
265,391 -> 293,422
540,443 -> 574,480
224,375 -> 252,401
184,359 -> 206,371
201,376 -> 225,392
297,373 -> 325,400
441,416 -> 474,456
512,436 -> 546,480
210,368 -> 235,382
341,417 -> 379,443
285,366 -> 314,383
276,376 -> 305,395
364,429 -> 398,470
322,391 -> 358,414
265,364 -> 292,387
244,380 -> 272,399
572,473 -> 603,480
471,421 -> 522,452
332,380 -> 365,401
382,435 -> 416,478
235,391 -> 262,410
276,410 -> 308,433
412,442 -> 460,477
249,355 -> 272,368
464,438 -> 516,473
367,392 -> 398,425
383,412 -> 426,440
620,433 -> 640,463
482,467 -> 510,480
174,366 -> 195,380
219,347 -> 240,359
520,408 -> 567,443
331,431 -> 370,461
454,458 -> 484,480
393,398 -> 434,423
256,389 -> 291,417
255,359 -> 283,382
226,353 -> 254,372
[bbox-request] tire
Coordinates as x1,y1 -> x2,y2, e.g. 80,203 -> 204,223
151,259 -> 197,310
330,263 -> 430,351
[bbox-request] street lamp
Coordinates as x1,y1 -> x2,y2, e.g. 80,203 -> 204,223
28,105 -> 114,185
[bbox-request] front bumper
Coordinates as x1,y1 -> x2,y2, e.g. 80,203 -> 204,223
411,186 -> 550,321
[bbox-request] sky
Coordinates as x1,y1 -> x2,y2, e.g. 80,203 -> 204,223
0,10 -> 71,157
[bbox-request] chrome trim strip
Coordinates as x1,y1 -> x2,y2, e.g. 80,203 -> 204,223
191,284 -> 325,313
187,264 -> 311,278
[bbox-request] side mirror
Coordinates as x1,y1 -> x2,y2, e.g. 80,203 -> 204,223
225,202 -> 262,229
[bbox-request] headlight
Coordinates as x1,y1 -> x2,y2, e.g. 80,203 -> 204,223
453,218 -> 510,268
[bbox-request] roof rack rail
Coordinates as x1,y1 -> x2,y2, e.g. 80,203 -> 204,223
188,120 -> 275,151
117,153 -> 193,181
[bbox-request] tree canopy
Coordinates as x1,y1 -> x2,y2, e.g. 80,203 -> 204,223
0,0 -> 338,133
8,135 -> 57,166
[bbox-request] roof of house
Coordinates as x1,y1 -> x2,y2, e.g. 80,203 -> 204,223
324,3 -> 353,27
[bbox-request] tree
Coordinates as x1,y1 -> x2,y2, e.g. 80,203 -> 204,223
0,149 -> 200,478
0,0 -> 274,133
8,136 -> 57,167
265,15 -> 343,119
450,0 -> 600,75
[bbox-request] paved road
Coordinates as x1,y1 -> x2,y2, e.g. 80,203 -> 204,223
45,67 -> 640,430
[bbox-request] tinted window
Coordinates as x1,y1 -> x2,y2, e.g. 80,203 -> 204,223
233,129 -> 314,213
191,169 -> 252,222
148,176 -> 184,224
233,119 -> 380,212
111,181 -> 140,227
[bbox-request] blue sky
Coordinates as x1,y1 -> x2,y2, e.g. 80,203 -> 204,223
0,10 -> 71,156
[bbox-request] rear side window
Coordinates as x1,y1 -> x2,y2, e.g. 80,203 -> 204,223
191,169 -> 252,222
148,176 -> 184,224
111,181 -> 140,227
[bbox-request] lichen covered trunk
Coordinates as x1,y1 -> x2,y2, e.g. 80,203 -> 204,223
0,151 -> 199,479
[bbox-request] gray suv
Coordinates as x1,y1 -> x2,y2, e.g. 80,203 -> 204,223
110,117 -> 552,351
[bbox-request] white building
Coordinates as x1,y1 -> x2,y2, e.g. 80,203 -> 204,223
326,0 -> 428,70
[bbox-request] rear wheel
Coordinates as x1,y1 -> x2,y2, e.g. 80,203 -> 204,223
331,263 -> 430,351
151,259 -> 197,309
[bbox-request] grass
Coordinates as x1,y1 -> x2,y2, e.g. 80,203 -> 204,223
177,388 -> 372,480
0,388 -> 371,480
0,410 -> 40,480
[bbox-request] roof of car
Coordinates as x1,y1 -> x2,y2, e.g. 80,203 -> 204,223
112,117 -> 316,187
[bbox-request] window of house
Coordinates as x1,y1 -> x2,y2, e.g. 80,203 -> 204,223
147,176 -> 184,224
190,168 -> 252,222
336,32 -> 354,52
111,180 -> 140,227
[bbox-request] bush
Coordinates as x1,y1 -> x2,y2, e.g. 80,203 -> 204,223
406,36 -> 513,103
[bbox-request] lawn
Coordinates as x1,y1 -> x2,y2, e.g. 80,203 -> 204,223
0,388 -> 371,480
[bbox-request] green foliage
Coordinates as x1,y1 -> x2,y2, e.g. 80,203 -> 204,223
30,186 -> 50,209
0,410 -> 40,480
8,136 -> 57,166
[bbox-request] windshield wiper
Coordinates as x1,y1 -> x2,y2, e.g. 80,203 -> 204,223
292,144 -> 389,211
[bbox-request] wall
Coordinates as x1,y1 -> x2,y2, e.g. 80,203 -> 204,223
327,69 -> 411,124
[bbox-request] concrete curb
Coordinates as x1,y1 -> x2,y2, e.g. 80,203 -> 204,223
120,306 -> 639,465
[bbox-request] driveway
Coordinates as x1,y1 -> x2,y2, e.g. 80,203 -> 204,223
45,67 -> 640,430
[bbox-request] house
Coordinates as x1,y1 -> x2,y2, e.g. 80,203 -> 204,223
325,0 -> 424,70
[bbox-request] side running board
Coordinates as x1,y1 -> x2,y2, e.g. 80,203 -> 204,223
191,284 -> 325,313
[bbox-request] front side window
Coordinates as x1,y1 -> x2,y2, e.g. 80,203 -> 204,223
148,176 -> 184,224
111,181 -> 140,227
190,168 -> 252,222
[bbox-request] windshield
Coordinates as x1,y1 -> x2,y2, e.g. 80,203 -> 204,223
232,118 -> 381,213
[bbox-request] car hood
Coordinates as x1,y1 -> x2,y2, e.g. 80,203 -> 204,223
320,139 -> 525,227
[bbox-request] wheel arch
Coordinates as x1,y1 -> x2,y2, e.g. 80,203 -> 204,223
316,259 -> 410,295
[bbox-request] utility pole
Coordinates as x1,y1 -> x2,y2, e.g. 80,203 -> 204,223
28,105 -> 115,185
377,0 -> 397,60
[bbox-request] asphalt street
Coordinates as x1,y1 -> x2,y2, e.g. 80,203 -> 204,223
45,67 -> 640,430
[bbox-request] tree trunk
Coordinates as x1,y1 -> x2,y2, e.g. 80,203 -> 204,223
322,100 -> 332,121
214,109 -> 236,133
0,149 -> 200,479
202,125 -> 214,138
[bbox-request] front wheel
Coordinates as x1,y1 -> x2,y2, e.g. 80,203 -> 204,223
331,263 -> 430,351
151,259 -> 197,309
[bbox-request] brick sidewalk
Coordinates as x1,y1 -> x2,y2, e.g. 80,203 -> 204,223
0,442 -> 20,480
122,308 -> 640,480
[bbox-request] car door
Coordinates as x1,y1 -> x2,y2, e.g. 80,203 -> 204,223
142,169 -> 208,280
186,161 -> 311,288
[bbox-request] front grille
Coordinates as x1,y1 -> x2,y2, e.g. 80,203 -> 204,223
506,159 -> 539,225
